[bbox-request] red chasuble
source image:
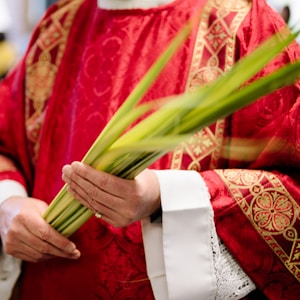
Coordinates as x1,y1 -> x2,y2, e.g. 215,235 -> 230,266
0,0 -> 300,299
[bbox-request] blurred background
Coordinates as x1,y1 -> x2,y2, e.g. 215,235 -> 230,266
0,0 -> 57,78
0,0 -> 56,58
268,0 -> 300,34
0,0 -> 300,78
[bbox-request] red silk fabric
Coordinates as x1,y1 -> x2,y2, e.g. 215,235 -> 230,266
0,0 -> 300,299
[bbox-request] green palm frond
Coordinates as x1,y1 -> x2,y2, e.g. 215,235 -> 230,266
43,24 -> 300,237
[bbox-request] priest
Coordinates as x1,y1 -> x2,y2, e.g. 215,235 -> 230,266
0,0 -> 300,299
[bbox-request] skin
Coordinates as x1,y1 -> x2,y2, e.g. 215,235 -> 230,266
0,164 -> 161,262
62,162 -> 161,228
0,196 -> 80,262
0,0 -> 164,267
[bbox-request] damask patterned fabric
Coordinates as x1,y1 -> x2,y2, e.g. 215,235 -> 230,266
0,0 -> 300,299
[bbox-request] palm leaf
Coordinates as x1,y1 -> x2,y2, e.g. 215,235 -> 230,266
44,25 -> 300,237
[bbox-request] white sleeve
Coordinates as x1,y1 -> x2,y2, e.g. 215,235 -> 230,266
0,180 -> 27,300
0,180 -> 27,206
142,170 -> 256,300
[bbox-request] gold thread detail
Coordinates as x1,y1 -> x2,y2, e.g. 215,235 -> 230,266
217,169 -> 300,282
24,0 -> 84,162
171,0 -> 251,170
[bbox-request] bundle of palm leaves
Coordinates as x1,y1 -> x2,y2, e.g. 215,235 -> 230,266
43,20 -> 300,237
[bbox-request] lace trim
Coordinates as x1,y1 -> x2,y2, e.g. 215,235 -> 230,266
211,220 -> 256,299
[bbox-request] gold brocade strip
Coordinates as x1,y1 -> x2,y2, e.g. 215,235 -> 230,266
24,0 -> 84,161
216,169 -> 300,282
171,0 -> 251,171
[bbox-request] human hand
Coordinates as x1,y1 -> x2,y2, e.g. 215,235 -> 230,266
0,196 -> 80,262
62,162 -> 161,228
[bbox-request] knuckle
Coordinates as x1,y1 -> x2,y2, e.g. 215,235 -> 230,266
14,213 -> 25,225
89,186 -> 98,199
78,164 -> 88,177
96,173 -> 111,190
38,228 -> 51,241
125,200 -> 138,219
32,252 -> 44,261
4,235 -> 17,254
116,216 -> 132,228
88,197 -> 97,211
4,244 -> 14,256
131,190 -> 140,202
38,244 -> 50,254
125,211 -> 135,223
111,222 -> 119,228
6,226 -> 18,240
121,219 -> 130,228
113,221 -> 123,229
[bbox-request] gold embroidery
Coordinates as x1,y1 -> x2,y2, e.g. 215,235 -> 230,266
217,169 -> 300,282
25,0 -> 84,160
26,52 -> 57,111
171,0 -> 251,170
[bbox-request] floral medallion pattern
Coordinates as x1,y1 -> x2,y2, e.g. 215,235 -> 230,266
217,169 -> 300,282
252,190 -> 295,233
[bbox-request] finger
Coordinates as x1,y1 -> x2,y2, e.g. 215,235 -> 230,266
66,184 -> 119,219
65,184 -> 100,212
63,163 -> 107,200
93,208 -> 130,228
61,164 -> 73,185
6,238 -> 61,263
63,165 -> 100,208
63,166 -> 122,214
6,218 -> 80,261
8,249 -> 52,263
15,212 -> 80,257
9,244 -> 78,263
63,172 -> 94,208
69,162 -> 133,198
21,235 -> 80,261
63,166 -> 119,221
66,184 -> 131,227
63,163 -> 138,227
30,225 -> 80,257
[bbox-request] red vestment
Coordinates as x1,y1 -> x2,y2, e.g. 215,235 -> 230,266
0,0 -> 300,299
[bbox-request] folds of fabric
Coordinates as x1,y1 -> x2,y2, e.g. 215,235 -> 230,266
0,0 -> 300,299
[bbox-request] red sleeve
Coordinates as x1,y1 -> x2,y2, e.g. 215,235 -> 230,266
200,1 -> 300,299
0,0 -> 78,191
0,67 -> 29,188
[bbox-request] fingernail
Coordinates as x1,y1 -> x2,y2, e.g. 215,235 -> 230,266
65,243 -> 76,253
71,161 -> 81,169
62,165 -> 71,175
72,250 -> 81,259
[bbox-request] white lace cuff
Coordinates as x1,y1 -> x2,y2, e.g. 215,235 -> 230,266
142,170 -> 256,299
211,220 -> 256,299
